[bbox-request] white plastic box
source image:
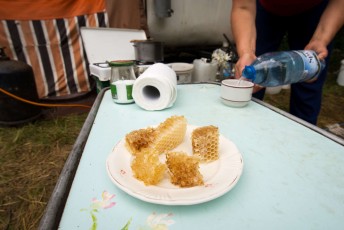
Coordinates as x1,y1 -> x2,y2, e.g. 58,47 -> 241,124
80,27 -> 147,93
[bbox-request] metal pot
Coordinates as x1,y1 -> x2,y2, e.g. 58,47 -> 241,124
132,40 -> 164,63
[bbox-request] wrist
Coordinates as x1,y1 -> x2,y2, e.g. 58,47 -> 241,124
238,50 -> 256,59
236,43 -> 255,56
240,52 -> 256,58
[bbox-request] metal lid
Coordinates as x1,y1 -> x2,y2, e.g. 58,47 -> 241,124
108,60 -> 134,67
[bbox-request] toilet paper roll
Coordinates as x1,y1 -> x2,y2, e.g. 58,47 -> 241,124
132,63 -> 177,111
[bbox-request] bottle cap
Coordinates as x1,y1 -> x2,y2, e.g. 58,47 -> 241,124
242,65 -> 256,81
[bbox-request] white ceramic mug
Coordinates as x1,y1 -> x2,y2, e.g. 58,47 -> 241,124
220,79 -> 254,107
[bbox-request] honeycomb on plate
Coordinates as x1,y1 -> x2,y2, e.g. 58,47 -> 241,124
125,127 -> 156,155
131,149 -> 166,185
152,115 -> 187,153
166,151 -> 204,187
191,125 -> 219,162
125,115 -> 187,155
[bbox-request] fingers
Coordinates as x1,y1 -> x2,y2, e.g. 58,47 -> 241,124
234,53 -> 257,78
234,64 -> 242,79
253,84 -> 264,93
317,52 -> 327,61
304,41 -> 328,60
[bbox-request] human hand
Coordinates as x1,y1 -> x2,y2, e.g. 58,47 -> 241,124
234,53 -> 263,93
304,40 -> 328,60
304,40 -> 328,83
234,52 -> 256,79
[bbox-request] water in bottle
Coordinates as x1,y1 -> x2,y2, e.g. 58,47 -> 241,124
242,50 -> 325,87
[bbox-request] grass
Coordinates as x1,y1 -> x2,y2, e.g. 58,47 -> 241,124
0,114 -> 88,229
0,30 -> 343,230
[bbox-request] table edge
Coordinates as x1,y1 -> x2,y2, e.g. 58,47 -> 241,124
38,87 -> 106,230
38,82 -> 344,229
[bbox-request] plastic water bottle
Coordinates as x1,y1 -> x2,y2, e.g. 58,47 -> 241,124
242,50 -> 325,87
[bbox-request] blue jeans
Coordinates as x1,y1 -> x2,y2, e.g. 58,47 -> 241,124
254,0 -> 332,125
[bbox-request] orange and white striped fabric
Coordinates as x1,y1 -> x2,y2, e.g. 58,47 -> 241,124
0,0 -> 108,99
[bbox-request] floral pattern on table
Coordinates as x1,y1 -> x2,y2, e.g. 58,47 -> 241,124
81,190 -> 175,230
140,212 -> 175,230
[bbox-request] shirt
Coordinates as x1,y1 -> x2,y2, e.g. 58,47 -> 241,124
259,0 -> 324,16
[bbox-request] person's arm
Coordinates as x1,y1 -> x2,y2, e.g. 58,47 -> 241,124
231,0 -> 257,78
305,0 -> 344,60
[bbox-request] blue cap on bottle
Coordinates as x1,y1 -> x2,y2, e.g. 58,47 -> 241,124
243,65 -> 256,82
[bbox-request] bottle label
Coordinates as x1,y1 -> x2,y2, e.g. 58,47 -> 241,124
294,50 -> 321,80
110,80 -> 135,104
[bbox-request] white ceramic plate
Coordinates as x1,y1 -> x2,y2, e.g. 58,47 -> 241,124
106,125 -> 244,205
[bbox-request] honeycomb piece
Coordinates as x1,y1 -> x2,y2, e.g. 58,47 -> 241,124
152,115 -> 187,153
166,152 -> 204,187
125,127 -> 156,155
131,149 -> 166,185
192,125 -> 219,163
